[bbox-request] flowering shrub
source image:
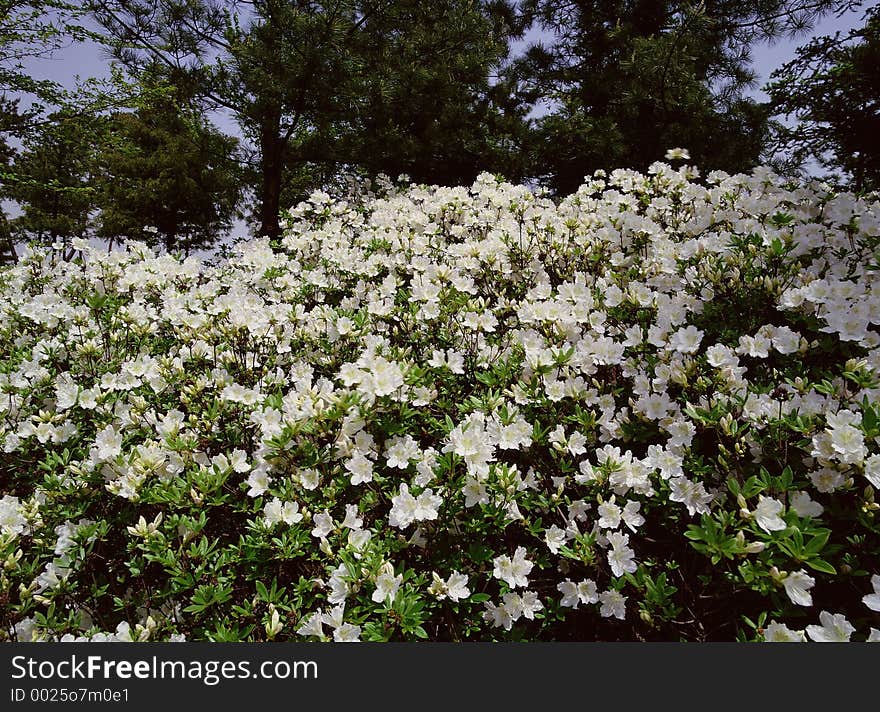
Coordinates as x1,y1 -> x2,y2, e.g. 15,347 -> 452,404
2,161 -> 880,642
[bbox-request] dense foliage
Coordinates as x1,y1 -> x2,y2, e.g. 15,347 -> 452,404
93,72 -> 242,254
0,0 -> 96,261
2,159 -> 879,642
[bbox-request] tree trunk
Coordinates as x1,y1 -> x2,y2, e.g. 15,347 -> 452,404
166,213 -> 179,254
854,151 -> 865,194
0,212 -> 16,264
259,107 -> 284,241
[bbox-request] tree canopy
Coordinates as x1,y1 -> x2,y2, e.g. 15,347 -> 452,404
89,0 -> 524,239
767,4 -> 879,192
94,68 -> 242,254
506,0 -> 862,194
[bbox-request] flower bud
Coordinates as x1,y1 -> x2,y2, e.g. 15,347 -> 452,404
265,605 -> 283,640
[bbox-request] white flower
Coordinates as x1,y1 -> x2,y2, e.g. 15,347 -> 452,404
621,501 -> 645,531
372,564 -> 403,604
34,560 -> 70,593
483,600 -> 515,631
444,572 -> 471,601
333,622 -> 362,642
245,468 -> 270,497
340,504 -> 363,530
414,489 -> 442,521
753,496 -> 787,534
344,451 -> 374,485
229,449 -> 250,473
557,580 -> 581,608
669,476 -> 713,516
363,356 -> 405,397
349,529 -> 373,554
863,574 -> 880,612
789,491 -> 823,519
462,477 -> 489,507
93,424 -> 123,462
782,570 -> 815,607
668,325 -> 703,353
384,435 -> 420,469
665,147 -> 690,160
771,326 -> 801,354
809,467 -> 845,493
263,498 -> 303,527
827,423 -> 866,464
864,454 -> 880,488
577,579 -> 599,605
428,571 -> 470,602
296,611 -> 325,639
598,589 -> 626,619
806,611 -> 855,642
503,590 -> 543,620
311,510 -> 334,539
706,344 -> 735,367
492,546 -> 533,589
326,568 -> 350,606
54,374 -> 78,411
388,484 -> 419,529
763,621 -> 806,642
298,468 -> 320,490
0,495 -> 26,537
544,525 -> 567,553
606,531 -> 637,578
597,498 -> 622,529
388,484 -> 441,529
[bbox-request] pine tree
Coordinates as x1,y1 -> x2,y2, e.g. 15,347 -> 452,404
6,109 -> 99,250
1,1 -> 94,261
766,4 -> 879,192
89,1 -> 524,240
508,0 -> 860,194
94,69 -> 242,254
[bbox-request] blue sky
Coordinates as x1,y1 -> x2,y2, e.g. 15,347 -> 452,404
747,4 -> 868,101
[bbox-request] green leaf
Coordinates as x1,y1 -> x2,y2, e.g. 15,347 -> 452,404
804,529 -> 831,556
684,527 -> 704,541
412,626 -> 429,639
804,558 -> 836,575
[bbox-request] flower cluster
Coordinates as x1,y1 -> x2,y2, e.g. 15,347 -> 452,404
2,161 -> 880,641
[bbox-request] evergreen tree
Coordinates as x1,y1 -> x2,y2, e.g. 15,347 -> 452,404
94,71 -> 242,253
335,0 -> 529,187
1,1 -> 95,261
89,1 -> 524,240
766,4 -> 879,192
509,0 -> 860,194
6,109 -> 98,249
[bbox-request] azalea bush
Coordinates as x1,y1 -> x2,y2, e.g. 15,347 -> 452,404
2,158 -> 880,642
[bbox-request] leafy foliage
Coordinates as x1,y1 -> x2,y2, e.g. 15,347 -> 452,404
90,0 -> 523,239
5,109 -> 99,248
